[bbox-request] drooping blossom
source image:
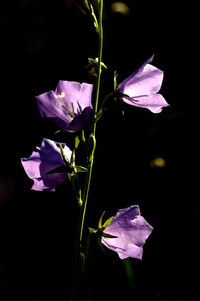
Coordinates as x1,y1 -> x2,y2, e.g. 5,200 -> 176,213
21,139 -> 72,191
101,205 -> 153,260
117,56 -> 169,113
36,81 -> 93,132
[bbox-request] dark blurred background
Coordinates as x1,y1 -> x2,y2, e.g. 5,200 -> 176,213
0,0 -> 198,299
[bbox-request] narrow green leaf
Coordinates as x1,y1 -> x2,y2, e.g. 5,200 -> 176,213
102,216 -> 114,229
97,235 -> 106,253
54,129 -> 62,135
59,144 -> 68,165
75,166 -> 88,173
98,211 -> 105,229
70,150 -> 75,165
117,92 -> 130,99
102,232 -> 118,239
81,130 -> 86,143
88,227 -> 98,234
46,166 -> 68,175
75,135 -> 80,149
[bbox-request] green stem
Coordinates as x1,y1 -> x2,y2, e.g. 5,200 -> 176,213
70,1 -> 103,298
80,0 -> 103,245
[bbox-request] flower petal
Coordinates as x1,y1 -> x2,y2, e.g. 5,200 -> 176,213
101,205 -> 153,260
111,205 -> 141,224
36,81 -> 93,132
118,244 -> 143,260
122,93 -> 169,113
118,55 -> 154,90
67,106 -> 93,132
36,91 -> 72,124
117,56 -> 169,113
55,81 -> 93,111
21,139 -> 71,191
118,56 -> 163,97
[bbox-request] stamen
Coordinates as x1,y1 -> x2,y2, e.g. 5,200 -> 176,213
71,102 -> 75,116
62,105 -> 75,118
58,92 -> 65,98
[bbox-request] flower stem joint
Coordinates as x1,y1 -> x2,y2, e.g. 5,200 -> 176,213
86,57 -> 107,77
87,134 -> 96,163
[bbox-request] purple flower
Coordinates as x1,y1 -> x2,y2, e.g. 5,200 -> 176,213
21,139 -> 72,191
117,56 -> 169,113
101,205 -> 153,260
36,81 -> 93,132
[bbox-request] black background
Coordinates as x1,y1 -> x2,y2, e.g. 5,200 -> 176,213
0,0 -> 198,300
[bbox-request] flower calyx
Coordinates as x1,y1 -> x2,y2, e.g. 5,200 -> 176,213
88,211 -> 117,239
86,57 -> 107,77
59,144 -> 88,177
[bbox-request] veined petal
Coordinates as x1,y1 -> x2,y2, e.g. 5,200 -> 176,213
122,93 -> 169,113
111,205 -> 141,223
36,81 -> 93,132
118,244 -> 143,260
101,205 -> 153,260
117,56 -> 169,113
67,106 -> 93,132
36,91 -> 72,124
118,55 -> 154,91
118,58 -> 163,96
55,81 -> 93,112
21,139 -> 72,191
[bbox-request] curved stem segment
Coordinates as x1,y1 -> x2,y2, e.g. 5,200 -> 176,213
71,1 -> 103,298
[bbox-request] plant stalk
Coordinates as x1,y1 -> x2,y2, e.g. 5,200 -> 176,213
70,0 -> 103,298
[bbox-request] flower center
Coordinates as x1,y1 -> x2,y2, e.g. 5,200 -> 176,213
57,92 -> 76,118
58,92 -> 66,98
62,102 -> 75,118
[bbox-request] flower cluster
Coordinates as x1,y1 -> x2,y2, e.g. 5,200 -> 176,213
21,56 -> 168,259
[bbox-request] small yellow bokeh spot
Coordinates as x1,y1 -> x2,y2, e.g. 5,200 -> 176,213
150,157 -> 166,168
110,2 -> 130,15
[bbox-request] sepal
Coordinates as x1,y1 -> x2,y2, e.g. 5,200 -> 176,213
60,143 -> 87,175
101,232 -> 118,239
86,57 -> 107,77
102,216 -> 114,229
88,227 -> 98,234
75,166 -> 88,173
98,211 -> 105,229
60,144 -> 70,166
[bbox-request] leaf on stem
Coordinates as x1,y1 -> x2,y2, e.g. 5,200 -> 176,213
98,211 -> 105,229
59,144 -> 69,166
75,135 -> 80,149
102,232 -> 118,239
102,216 -> 114,229
75,166 -> 88,173
88,227 -> 98,234
97,234 -> 106,253
46,166 -> 69,175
